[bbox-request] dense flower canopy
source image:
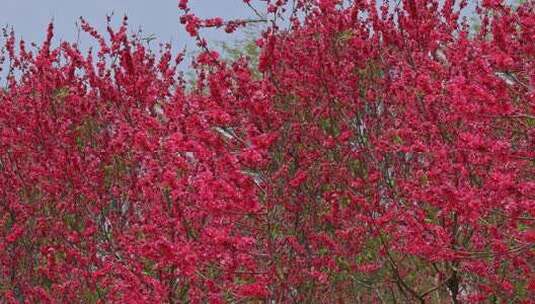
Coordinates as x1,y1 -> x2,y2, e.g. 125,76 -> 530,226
0,0 -> 534,303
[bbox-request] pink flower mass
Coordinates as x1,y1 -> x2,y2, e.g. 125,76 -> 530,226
0,0 -> 534,303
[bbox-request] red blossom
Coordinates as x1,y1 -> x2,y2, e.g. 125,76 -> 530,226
0,0 -> 534,302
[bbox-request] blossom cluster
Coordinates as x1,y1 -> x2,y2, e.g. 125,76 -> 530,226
0,0 -> 534,303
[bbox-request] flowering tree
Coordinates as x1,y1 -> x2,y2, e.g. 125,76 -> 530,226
1,0 -> 534,303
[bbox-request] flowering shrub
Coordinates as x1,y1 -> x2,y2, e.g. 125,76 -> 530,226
0,0 -> 534,303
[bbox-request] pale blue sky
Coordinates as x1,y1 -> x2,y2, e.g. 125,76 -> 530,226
0,0 -> 257,54
0,0 -> 489,69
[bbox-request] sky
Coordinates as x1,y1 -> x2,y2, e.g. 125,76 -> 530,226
0,0 -> 494,71
0,0 -> 258,56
